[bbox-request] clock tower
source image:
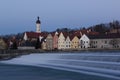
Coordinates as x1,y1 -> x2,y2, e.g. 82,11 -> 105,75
36,16 -> 41,33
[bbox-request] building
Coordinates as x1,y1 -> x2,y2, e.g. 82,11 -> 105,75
46,34 -> 53,50
65,36 -> 71,49
58,32 -> 66,50
53,32 -> 59,50
71,36 -> 80,50
88,33 -> 120,49
23,32 -> 41,41
36,16 -> 41,33
20,17 -> 43,49
80,34 -> 90,49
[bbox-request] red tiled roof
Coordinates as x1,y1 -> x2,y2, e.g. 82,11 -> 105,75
69,35 -> 75,40
88,33 -> 120,39
25,32 -> 41,38
40,32 -> 49,38
62,32 -> 69,38
88,31 -> 99,35
25,32 -> 49,39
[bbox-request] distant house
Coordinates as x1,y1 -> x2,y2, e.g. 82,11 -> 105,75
58,32 -> 66,50
71,36 -> 80,50
80,34 -> 90,49
23,32 -> 41,41
46,34 -> 53,50
20,31 -> 48,49
22,32 -> 41,48
88,33 -> 120,49
65,36 -> 71,49
53,32 -> 59,50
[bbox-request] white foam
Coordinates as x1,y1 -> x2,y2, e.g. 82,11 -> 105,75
1,53 -> 120,80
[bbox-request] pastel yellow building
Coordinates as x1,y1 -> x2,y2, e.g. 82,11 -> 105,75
71,36 -> 80,49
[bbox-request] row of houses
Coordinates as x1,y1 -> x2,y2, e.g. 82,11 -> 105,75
20,29 -> 120,50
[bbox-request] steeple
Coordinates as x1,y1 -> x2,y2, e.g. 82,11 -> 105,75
36,16 -> 41,33
36,16 -> 41,24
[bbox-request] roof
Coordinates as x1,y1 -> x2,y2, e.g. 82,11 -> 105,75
25,32 -> 48,39
25,32 -> 41,38
88,33 -> 120,39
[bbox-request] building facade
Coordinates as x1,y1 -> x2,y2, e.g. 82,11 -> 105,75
53,32 -> 59,50
58,32 -> 66,49
80,34 -> 90,49
65,36 -> 71,49
89,33 -> 120,49
71,36 -> 79,49
46,34 -> 53,50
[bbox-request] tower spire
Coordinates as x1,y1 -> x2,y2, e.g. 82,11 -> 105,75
38,16 -> 39,20
36,16 -> 41,33
36,16 -> 41,24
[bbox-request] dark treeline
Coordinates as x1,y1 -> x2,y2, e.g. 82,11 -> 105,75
55,20 -> 120,34
90,20 -> 120,34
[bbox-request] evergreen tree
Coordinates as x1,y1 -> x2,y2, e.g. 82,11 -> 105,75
35,38 -> 40,49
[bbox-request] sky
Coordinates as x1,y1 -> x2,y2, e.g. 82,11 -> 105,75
0,0 -> 120,35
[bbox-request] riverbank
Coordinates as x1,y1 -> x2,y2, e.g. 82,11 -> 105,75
0,48 -> 120,60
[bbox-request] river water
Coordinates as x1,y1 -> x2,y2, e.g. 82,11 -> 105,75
0,63 -> 116,80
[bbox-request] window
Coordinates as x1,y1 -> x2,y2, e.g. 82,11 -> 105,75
105,41 -> 107,44
69,45 -> 70,47
101,46 -> 103,48
96,41 -> 97,43
84,46 -> 85,48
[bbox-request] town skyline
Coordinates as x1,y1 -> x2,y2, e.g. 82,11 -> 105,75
0,0 -> 120,35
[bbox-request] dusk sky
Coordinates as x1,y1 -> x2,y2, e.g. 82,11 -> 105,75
0,0 -> 120,35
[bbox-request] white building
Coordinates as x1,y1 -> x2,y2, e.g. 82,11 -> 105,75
80,34 -> 90,49
65,36 -> 71,49
58,32 -> 66,50
36,16 -> 41,33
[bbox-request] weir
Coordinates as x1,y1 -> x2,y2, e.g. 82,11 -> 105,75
1,52 -> 120,80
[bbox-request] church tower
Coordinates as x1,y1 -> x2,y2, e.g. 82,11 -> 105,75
36,16 -> 41,33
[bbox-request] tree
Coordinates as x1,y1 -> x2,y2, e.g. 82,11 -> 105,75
35,38 -> 40,49
92,24 -> 108,34
12,40 -> 18,49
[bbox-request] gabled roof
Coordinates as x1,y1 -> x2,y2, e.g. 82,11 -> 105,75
69,35 -> 75,41
88,31 -> 99,35
58,32 -> 69,39
62,32 -> 69,39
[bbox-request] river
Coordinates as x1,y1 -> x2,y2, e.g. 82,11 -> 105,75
0,63 -> 115,80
